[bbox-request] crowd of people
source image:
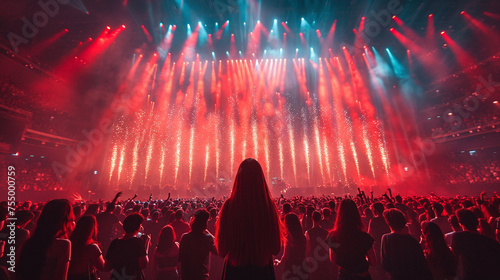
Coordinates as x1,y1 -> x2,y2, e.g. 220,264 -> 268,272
0,73 -> 81,139
429,109 -> 499,136
1,158 -> 500,280
429,157 -> 500,185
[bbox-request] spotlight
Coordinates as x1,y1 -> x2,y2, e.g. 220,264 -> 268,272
493,101 -> 499,104
390,28 -> 394,32
392,15 -> 396,19
342,46 -> 346,50
460,11 -> 465,15
428,14 -> 433,17
106,26 -> 111,30
122,24 -> 126,28
440,31 -> 445,35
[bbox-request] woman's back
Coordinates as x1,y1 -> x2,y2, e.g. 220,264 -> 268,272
39,238 -> 72,280
68,243 -> 102,278
216,159 -> 283,280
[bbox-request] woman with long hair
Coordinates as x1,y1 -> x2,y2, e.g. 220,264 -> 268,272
327,199 -> 376,280
421,221 -> 457,280
277,213 -> 308,279
216,158 -> 283,280
68,215 -> 107,280
17,199 -> 75,280
152,225 -> 179,280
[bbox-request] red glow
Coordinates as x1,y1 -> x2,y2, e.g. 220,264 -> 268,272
493,101 -> 498,104
281,22 -> 291,33
122,24 -> 126,29
392,15 -> 396,19
106,26 -> 111,30
141,25 -> 152,42
428,14 -> 433,17
64,28 -> 69,32
440,31 -> 445,35
460,11 -> 465,15
390,28 -> 394,32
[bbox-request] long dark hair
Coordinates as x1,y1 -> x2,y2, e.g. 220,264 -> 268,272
18,199 -> 74,280
332,199 -> 364,237
284,213 -> 306,247
157,225 -> 176,254
70,215 -> 98,259
421,221 -> 457,278
216,158 -> 283,266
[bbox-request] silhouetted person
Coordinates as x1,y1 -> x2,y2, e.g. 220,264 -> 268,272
451,209 -> 500,280
18,199 -> 75,280
306,210 -> 333,280
152,225 -> 179,280
105,213 -> 150,280
278,213 -> 308,279
421,221 -> 457,280
68,215 -> 107,280
381,208 -> 432,280
320,208 -> 334,231
327,199 -> 376,280
367,202 -> 389,263
216,158 -> 283,280
169,209 -> 190,243
179,209 -> 217,280
431,202 -> 453,234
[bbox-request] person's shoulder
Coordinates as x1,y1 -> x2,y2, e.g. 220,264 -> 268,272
361,231 -> 375,241
52,238 -> 71,253
54,238 -> 71,247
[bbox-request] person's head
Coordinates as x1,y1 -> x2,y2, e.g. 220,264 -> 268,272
455,209 -> 478,232
371,202 -> 385,216
432,202 -> 444,217
421,221 -> 445,247
157,225 -> 176,253
209,208 -> 217,219
191,209 -> 209,233
312,211 -> 322,223
282,203 -> 292,215
34,199 -> 75,239
123,213 -> 144,234
448,214 -> 461,232
334,199 -> 364,234
73,205 -> 82,219
306,205 -> 315,216
141,209 -> 149,220
383,208 -> 407,232
70,215 -> 98,249
328,200 -> 336,211
284,213 -> 305,243
322,208 -> 331,218
151,211 -> 160,222
106,202 -> 116,213
363,207 -> 373,219
174,209 -> 184,220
